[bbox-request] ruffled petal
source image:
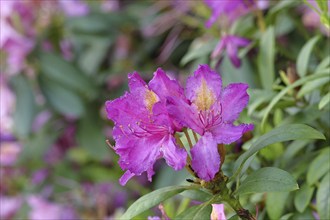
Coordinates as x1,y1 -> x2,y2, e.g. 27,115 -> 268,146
191,132 -> 220,181
186,65 -> 222,110
221,83 -> 249,123
161,135 -> 187,170
166,97 -> 204,135
211,123 -> 254,145
149,68 -> 186,102
116,134 -> 163,183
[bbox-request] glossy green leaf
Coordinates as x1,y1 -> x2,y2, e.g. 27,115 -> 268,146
261,72 -> 329,129
236,167 -> 298,195
307,148 -> 330,185
319,92 -> 330,109
180,189 -> 212,202
266,192 -> 289,220
120,185 -> 193,220
316,172 -> 330,220
294,184 -> 314,213
258,26 -> 275,89
39,75 -> 85,117
296,36 -> 320,77
11,75 -> 36,138
232,124 -> 325,180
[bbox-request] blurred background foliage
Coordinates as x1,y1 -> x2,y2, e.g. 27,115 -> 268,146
0,0 -> 329,219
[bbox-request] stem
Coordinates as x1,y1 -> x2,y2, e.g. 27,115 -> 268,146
192,131 -> 198,143
183,129 -> 193,148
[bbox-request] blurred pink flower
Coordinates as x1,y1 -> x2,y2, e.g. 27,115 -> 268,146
0,142 -> 21,166
302,0 -> 330,36
212,34 -> 250,68
59,0 -> 89,17
101,0 -> 119,12
28,196 -> 78,220
0,76 -> 15,135
0,196 -> 22,219
211,204 -> 227,220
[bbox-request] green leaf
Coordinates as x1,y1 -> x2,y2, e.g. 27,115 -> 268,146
76,106 -> 109,159
296,36 -> 320,77
261,72 -> 329,130
319,92 -> 330,109
11,75 -> 36,138
180,39 -> 216,66
39,53 -> 96,99
294,184 -> 314,213
174,201 -> 212,220
180,189 -> 212,202
236,167 -> 298,195
307,148 -> 330,185
316,172 -> 330,220
297,69 -> 330,98
232,124 -> 325,181
266,192 -> 289,220
120,185 -> 193,219
39,75 -> 85,117
258,26 -> 275,89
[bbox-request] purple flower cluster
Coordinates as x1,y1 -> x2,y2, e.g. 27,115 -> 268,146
106,65 -> 253,185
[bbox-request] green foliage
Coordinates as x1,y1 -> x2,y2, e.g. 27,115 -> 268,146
236,167 -> 298,195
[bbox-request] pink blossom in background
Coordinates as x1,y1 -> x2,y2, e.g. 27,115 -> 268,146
0,196 -> 22,219
0,142 -> 21,166
101,0 -> 119,12
302,0 -> 330,36
0,76 -> 15,135
204,0 -> 269,28
212,34 -> 250,68
59,0 -> 89,17
211,204 -> 227,220
28,196 -> 78,220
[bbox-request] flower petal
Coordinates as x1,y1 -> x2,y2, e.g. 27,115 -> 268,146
186,64 -> 222,110
115,134 -> 163,184
166,97 -> 204,135
211,123 -> 254,145
191,132 -> 220,181
221,83 -> 249,123
119,170 -> 135,186
226,41 -> 241,68
211,204 -> 227,220
149,68 -> 186,102
161,135 -> 187,170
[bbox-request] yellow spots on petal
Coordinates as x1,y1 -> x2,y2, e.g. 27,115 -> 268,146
145,90 -> 159,113
194,79 -> 215,111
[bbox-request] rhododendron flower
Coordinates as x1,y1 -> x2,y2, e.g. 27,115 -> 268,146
211,204 -> 227,220
212,35 -> 250,68
205,0 -> 268,28
167,65 -> 253,181
106,69 -> 187,185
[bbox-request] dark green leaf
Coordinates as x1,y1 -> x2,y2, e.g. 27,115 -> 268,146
266,192 -> 289,220
11,75 -> 36,138
236,167 -> 298,195
307,148 -> 330,185
296,36 -> 320,77
39,75 -> 85,117
39,53 -> 96,99
294,184 -> 314,213
232,124 -> 325,180
316,172 -> 330,220
120,185 -> 193,220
